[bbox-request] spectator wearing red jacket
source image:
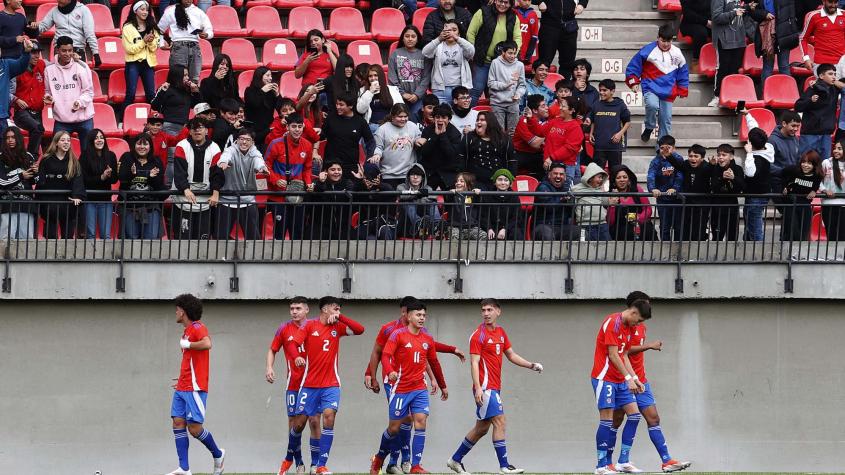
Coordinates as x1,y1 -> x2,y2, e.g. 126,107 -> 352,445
145,112 -> 180,186
11,42 -> 44,157
527,96 -> 584,184
264,112 -> 314,240
800,0 -> 845,70
264,98 -> 321,146
513,93 -> 548,179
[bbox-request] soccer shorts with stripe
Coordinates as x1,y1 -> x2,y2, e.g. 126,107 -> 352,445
171,390 -> 208,424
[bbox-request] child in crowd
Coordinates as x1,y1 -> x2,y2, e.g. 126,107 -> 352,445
572,162 -> 617,241
781,151 -> 822,241
795,62 -> 838,160
646,135 -> 684,241
710,143 -> 745,241
589,78 -> 631,170
742,128 -> 774,241
666,144 -> 713,240
487,41 -> 526,136
820,139 -> 845,240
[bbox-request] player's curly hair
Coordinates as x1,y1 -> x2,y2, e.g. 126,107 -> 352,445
175,294 -> 203,321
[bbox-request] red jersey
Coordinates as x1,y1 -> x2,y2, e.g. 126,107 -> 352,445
13,59 -> 46,113
382,327 -> 446,393
270,319 -> 309,390
265,134 -> 314,203
800,8 -> 845,64
514,7 -> 539,62
287,315 -> 365,388
265,117 -> 321,146
469,324 -> 512,391
513,115 -> 543,153
176,321 -> 210,392
296,51 -> 334,86
528,116 -> 584,166
150,130 -> 179,169
628,323 -> 648,383
366,319 -> 458,382
590,313 -> 632,384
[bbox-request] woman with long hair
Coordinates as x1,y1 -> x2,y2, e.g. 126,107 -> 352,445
369,103 -> 421,188
0,127 -> 38,239
118,133 -> 166,239
157,0 -> 212,81
607,164 -> 655,241
80,129 -> 118,239
527,96 -> 584,184
295,85 -> 325,131
294,30 -> 338,86
466,0 -> 521,105
121,0 -> 161,116
329,54 -> 356,105
458,110 -> 513,189
819,139 -> 845,240
200,54 -> 239,109
36,131 -> 85,238
388,25 -> 432,118
447,171 -> 487,240
782,150 -> 823,241
244,66 -> 280,146
357,65 -> 404,131
151,65 -> 202,138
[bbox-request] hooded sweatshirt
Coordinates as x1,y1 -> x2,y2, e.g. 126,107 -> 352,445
37,1 -> 98,55
572,162 -> 610,225
744,143 -> 774,195
768,125 -> 800,178
486,55 -> 526,109
647,152 -> 684,195
44,58 -> 94,124
374,120 -> 422,181
795,80 -> 838,136
395,163 -> 436,204
216,144 -> 266,206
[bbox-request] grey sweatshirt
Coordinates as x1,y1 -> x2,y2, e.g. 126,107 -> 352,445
217,144 -> 267,206
572,162 -> 610,225
487,55 -> 526,109
388,47 -> 431,99
374,121 -> 422,181
38,3 -> 98,55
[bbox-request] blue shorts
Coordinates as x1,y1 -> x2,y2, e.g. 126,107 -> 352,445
636,382 -> 655,408
297,386 -> 341,416
286,389 -> 304,417
383,382 -> 392,403
591,378 -> 636,410
388,389 -> 429,420
171,390 -> 208,424
475,389 -> 505,420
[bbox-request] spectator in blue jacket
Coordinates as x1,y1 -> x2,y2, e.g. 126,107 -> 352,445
533,161 -> 577,240
647,134 -> 684,241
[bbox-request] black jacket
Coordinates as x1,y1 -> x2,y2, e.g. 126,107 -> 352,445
472,5 -> 517,65
749,0 -> 800,55
447,191 -> 482,227
117,153 -> 166,204
311,177 -> 353,239
458,132 -> 514,188
0,153 -> 36,214
481,192 -> 522,235
36,154 -> 86,200
199,75 -> 239,110
244,86 -> 279,141
151,86 -> 202,126
782,165 -> 822,203
710,160 -> 745,204
666,155 -> 714,203
537,0 -> 588,25
422,6 -> 473,46
680,0 -> 711,27
795,80 -> 839,136
419,123 -> 462,176
80,150 -> 119,202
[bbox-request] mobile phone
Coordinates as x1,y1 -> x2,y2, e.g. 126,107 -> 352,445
191,28 -> 203,35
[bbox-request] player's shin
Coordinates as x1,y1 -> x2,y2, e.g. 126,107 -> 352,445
195,428 -> 224,458
451,437 -> 476,463
309,438 -> 320,466
617,414 -> 641,464
647,425 -> 672,463
317,428 -> 334,467
606,427 -> 619,465
287,428 -> 303,462
595,420 -> 613,468
400,423 -> 413,463
411,429 -> 426,467
173,428 -> 190,470
378,429 -> 399,458
492,439 -> 509,468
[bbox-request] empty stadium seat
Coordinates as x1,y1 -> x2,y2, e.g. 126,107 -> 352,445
87,3 -> 120,36
739,108 -> 776,142
346,40 -> 383,68
763,74 -> 799,109
263,39 -> 299,71
288,7 -> 325,39
741,44 -> 762,77
371,8 -> 405,43
698,43 -> 716,77
123,103 -> 152,136
718,74 -> 764,108
657,0 -> 681,11
91,73 -> 107,103
388,41 -> 398,57
154,68 -> 169,89
24,0 -> 54,7
237,70 -> 254,98
119,4 -> 130,27
315,0 -> 354,8
279,71 -> 303,99
198,69 -> 211,83
94,103 -> 123,138
246,6 -> 285,38
512,174 -> 538,211
222,38 -> 261,71
97,37 -> 126,69
544,72 -> 563,91
200,39 -> 214,70
328,8 -> 372,41
275,0 -> 313,7
810,213 -> 827,241
155,48 -> 170,70
108,69 -> 147,103
36,3 -> 56,38
412,7 -> 434,32
108,137 -> 130,159
206,5 -> 247,37
803,76 -> 817,91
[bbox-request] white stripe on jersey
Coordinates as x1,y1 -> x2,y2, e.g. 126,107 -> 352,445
334,354 -> 341,387
480,360 -> 489,390
596,317 -> 613,380
594,379 -> 604,404
299,360 -> 310,391
190,359 -> 200,391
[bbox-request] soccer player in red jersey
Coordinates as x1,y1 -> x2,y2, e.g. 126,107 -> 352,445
267,296 -> 324,475
608,292 -> 690,474
369,300 -> 449,475
446,298 -> 543,475
590,298 -> 650,475
284,296 -> 365,475
365,296 -> 466,474
166,294 -> 225,475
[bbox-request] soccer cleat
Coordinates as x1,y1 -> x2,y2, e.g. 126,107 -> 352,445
500,465 -> 525,474
446,459 -> 470,475
386,464 -> 403,474
614,462 -> 643,473
662,460 -> 692,472
409,465 -> 429,474
401,461 -> 412,474
213,448 -> 226,475
315,467 -> 332,475
278,459 -> 294,475
166,469 -> 192,475
309,466 -> 317,475
594,466 -> 618,475
370,455 -> 386,475
296,464 -> 307,474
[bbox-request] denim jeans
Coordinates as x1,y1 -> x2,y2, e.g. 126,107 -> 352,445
170,41 -> 202,82
400,202 -> 440,236
433,87 -> 454,106
0,212 -> 34,239
54,118 -> 94,144
470,62 -> 491,107
761,49 -> 791,83
565,163 -> 580,188
799,134 -> 832,161
124,60 -> 156,107
85,202 -> 113,239
583,223 -> 611,241
197,0 -> 228,12
743,197 -> 768,241
643,91 -> 672,141
656,200 -> 681,241
123,208 -> 161,239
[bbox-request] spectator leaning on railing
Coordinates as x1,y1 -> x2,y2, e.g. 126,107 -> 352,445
265,112 -> 314,241
214,128 -> 269,240
118,132 -> 166,239
819,139 -> 845,240
482,168 -> 523,240
36,131 -> 86,239
447,171 -> 487,240
80,129 -> 118,240
171,117 -> 221,240
608,165 -> 655,241
532,162 -> 576,241
647,135 -> 684,242
311,160 -> 353,240
0,126 -> 37,239
780,150 -> 822,241
350,163 -> 396,240
710,143 -> 745,241
665,143 -> 714,241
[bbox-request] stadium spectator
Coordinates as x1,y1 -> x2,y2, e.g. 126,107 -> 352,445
514,0 -> 539,65
418,103 -> 462,190
513,94 -> 547,179
572,163 -> 616,241
370,103 -> 422,189
118,133 -> 165,239
526,96 -> 584,185
321,94 -> 375,180
358,65 -> 403,132
80,129 -> 118,239
200,54 -> 238,111
549,78 -> 574,118
625,24 -> 689,142
449,86 -> 479,136
295,86 -> 325,150
146,113 -> 176,180
0,126 -> 37,239
607,165 -> 655,241
537,0 -> 586,81
244,67 -> 280,147
781,150 -> 822,241
710,0 -> 748,107
748,0 -> 800,82
121,0 -> 160,116
482,168 -> 523,240
820,139 -> 845,240
647,135 -> 684,241
311,160 -> 352,239
44,36 -> 94,143
158,0 -> 213,82
679,0 -> 712,63
422,20 -> 475,103
388,26 -> 431,119
36,131 -> 85,238
294,30 -> 337,87
422,0 -> 473,45
487,40 -> 526,136
265,112 -> 314,241
351,163 -> 396,240
0,0 -> 37,59
31,0 -> 99,65
742,128 -> 774,241
458,110 -> 514,189
266,97 -> 321,148
665,143 -> 714,240
151,65 -> 202,140
532,162 -> 576,241
0,39 -> 30,139
795,63 -> 839,160
354,63 -> 371,91
466,0 -> 521,106
589,79 -> 631,171
416,93 -> 439,130
710,143 -> 745,241
521,60 -> 554,112
329,54 -> 356,106
397,163 -> 440,238
171,118 -> 221,239
10,41 -> 45,158
571,59 -> 599,116
447,171 -> 487,240
800,0 -> 845,72
211,98 -> 245,150
215,128 -> 268,240
752,110 -> 800,197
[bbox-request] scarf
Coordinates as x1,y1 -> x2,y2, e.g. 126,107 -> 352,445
58,0 -> 77,15
452,104 -> 471,118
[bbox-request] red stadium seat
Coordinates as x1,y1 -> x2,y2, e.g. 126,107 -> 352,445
741,44 -> 762,77
36,3 -> 56,38
315,0 -> 354,8
155,47 -> 170,70
206,5 -> 247,37
803,76 -> 817,91
70,137 -> 81,156
155,68 -> 169,89
288,7 -> 325,39
42,107 -> 54,138
388,41 -> 398,57
123,103 -> 152,136
97,37 -> 126,69
544,72 -> 563,91
237,69 -> 255,98
200,39 -> 214,70
275,0 -> 313,7
222,38 -> 261,71
676,30 -> 693,45
279,71 -> 303,99
472,105 -> 491,111
263,39 -> 299,71
810,212 -> 827,241
763,74 -> 799,109
371,8 -> 405,43
108,69 -> 147,103
119,4 -> 130,27
789,46 -> 813,76
512,174 -> 538,211
657,0 -> 681,11
107,138 -> 130,162
93,103 -> 123,138
719,74 -> 764,108
246,6 -> 286,38
412,7 -> 434,32
198,69 -> 211,83
739,108 -> 776,142
327,8 -> 372,41
91,73 -> 107,103
698,43 -> 716,77
24,0 -> 54,7
346,40 -> 383,68
87,4 -> 120,36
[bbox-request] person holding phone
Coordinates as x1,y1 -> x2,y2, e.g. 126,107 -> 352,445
245,66 -> 280,148
294,30 -> 337,87
158,0 -> 213,82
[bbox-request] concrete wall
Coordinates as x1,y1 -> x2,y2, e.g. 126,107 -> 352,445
1,300 -> 843,474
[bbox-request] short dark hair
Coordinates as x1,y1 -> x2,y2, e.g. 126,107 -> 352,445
657,135 -> 676,147
422,93 -> 439,107
187,117 -> 207,130
236,127 -> 256,140
716,143 -> 735,155
452,86 -> 470,100
290,296 -> 309,305
748,127 -> 768,149
432,103 -> 453,118
555,78 -> 574,92
598,79 -> 616,91
175,293 -> 203,321
336,93 -> 356,107
286,112 -> 304,125
55,36 -> 73,48
406,300 -> 427,312
688,144 -> 707,157
817,62 -> 836,75
625,291 -> 650,307
780,110 -> 801,124
572,58 -> 592,76
277,97 -> 296,112
480,298 -> 500,309
498,40 -> 518,54
549,161 -> 566,172
532,58 -> 550,70
219,97 -> 242,115
658,23 -> 676,41
526,94 -> 546,111
629,299 -> 652,320
399,296 -> 418,308
318,295 -> 342,309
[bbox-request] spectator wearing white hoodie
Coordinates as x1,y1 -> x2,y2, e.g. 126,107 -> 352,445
742,127 -> 775,241
44,36 -> 94,143
369,103 -> 423,189
486,40 -> 526,136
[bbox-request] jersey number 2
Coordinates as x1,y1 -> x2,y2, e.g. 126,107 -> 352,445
322,340 -> 330,352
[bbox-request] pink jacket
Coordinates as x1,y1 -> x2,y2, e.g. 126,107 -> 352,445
44,60 -> 94,124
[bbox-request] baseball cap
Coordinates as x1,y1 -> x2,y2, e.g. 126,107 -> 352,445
147,111 -> 165,123
193,103 -> 217,116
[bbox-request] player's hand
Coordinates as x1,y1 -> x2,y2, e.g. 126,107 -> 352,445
266,367 -> 276,383
531,362 -> 543,373
327,313 -> 340,325
634,379 -> 645,393
626,378 -> 638,392
295,356 -> 306,367
429,382 -> 439,396
649,340 -> 663,351
388,371 -> 398,383
453,349 -> 466,363
440,387 -> 449,401
474,387 -> 484,406
365,375 -> 381,393
180,338 -> 191,349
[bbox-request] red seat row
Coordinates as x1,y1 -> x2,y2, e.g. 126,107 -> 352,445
720,74 -> 800,110
699,42 -> 814,78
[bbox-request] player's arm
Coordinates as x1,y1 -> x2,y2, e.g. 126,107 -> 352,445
365,340 -> 384,393
503,347 -> 543,373
622,352 -> 644,392
434,340 -> 466,362
338,314 -> 365,335
425,363 -> 439,396
426,343 -> 448,401
266,348 -> 278,383
628,340 -> 662,355
285,327 -> 306,367
181,335 -> 211,350
608,345 -> 640,392
381,338 -> 398,382
471,353 -> 483,405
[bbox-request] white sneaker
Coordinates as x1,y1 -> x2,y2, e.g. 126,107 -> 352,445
662,460 -> 692,472
594,466 -> 618,475
500,465 -> 525,474
212,448 -> 225,475
166,469 -> 192,475
707,97 -> 720,107
614,462 -> 643,473
386,465 -> 403,474
310,465 -> 317,475
446,458 -> 471,474
401,461 -> 412,473
296,464 -> 307,474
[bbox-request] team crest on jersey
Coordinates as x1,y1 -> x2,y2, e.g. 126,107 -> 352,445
500,336 -> 504,342
331,330 -> 337,337
300,152 -> 306,158
422,343 -> 429,350
530,18 -> 535,24
606,398 -> 612,404
395,410 -> 400,416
